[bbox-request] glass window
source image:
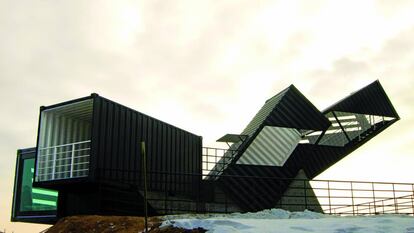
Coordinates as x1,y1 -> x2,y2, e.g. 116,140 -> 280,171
12,149 -> 58,223
19,158 -> 58,212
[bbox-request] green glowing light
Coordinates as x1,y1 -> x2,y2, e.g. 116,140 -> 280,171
32,188 -> 58,197
33,199 -> 57,207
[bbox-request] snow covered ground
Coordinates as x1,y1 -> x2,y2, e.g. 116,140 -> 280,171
161,209 -> 414,233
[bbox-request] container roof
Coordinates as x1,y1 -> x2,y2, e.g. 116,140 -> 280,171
217,134 -> 248,143
263,85 -> 331,131
241,85 -> 331,135
323,80 -> 399,119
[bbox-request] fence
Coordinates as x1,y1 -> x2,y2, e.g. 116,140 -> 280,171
95,167 -> 414,216
199,147 -> 414,216
89,145 -> 414,216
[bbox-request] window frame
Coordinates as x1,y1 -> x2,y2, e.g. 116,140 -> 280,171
11,148 -> 58,224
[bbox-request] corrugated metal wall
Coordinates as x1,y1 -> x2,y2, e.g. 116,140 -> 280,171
90,96 -> 202,195
219,153 -> 305,212
37,99 -> 93,148
209,85 -> 333,211
216,143 -> 346,212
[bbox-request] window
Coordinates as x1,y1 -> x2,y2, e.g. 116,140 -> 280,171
12,149 -> 58,223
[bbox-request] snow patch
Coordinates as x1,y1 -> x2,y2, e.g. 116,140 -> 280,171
161,209 -> 414,233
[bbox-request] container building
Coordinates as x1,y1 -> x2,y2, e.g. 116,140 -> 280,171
32,94 -> 202,217
11,80 -> 400,223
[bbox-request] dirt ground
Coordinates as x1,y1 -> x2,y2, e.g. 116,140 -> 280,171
44,215 -> 206,233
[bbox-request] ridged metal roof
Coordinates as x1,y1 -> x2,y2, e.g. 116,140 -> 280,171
323,80 -> 400,118
241,85 -> 331,137
264,85 -> 331,131
241,88 -> 289,136
232,85 -> 331,165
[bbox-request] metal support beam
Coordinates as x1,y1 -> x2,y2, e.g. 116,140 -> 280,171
332,111 -> 351,142
315,130 -> 326,145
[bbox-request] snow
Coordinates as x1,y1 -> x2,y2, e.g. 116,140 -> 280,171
161,209 -> 414,233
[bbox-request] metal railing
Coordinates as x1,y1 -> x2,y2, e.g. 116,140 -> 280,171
328,194 -> 414,215
36,140 -> 91,181
201,147 -> 411,216
313,180 -> 414,215
202,147 -> 238,178
94,168 -> 414,216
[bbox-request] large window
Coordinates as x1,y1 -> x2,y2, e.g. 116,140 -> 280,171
20,158 -> 58,211
12,149 -> 58,223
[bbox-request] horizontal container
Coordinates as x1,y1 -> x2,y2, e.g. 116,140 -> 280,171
33,94 -> 202,196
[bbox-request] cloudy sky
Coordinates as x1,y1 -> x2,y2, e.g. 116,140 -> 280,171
1,0 -> 414,231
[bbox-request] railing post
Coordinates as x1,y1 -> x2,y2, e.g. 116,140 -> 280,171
214,148 -> 217,165
372,182 -> 377,214
327,181 -> 332,215
304,180 -> 308,210
393,183 -> 398,214
412,184 -> 414,216
350,182 -> 355,216
141,141 -> 148,233
70,144 -> 75,178
198,173 -> 203,214
225,181 -> 228,213
369,203 -> 371,215
52,147 -> 57,180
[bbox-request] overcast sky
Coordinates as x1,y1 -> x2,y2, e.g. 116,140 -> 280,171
1,1 -> 414,232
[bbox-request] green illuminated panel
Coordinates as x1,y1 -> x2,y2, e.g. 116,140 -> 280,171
32,188 -> 58,197
19,158 -> 58,212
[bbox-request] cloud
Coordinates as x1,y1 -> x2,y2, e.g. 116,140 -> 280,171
309,26 -> 414,181
375,0 -> 414,16
2,1 -> 414,231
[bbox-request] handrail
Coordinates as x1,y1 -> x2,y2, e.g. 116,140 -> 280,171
36,140 -> 91,181
327,194 -> 414,213
202,146 -> 240,179
93,167 -> 414,216
38,148 -> 90,157
39,140 -> 91,150
202,158 -> 414,185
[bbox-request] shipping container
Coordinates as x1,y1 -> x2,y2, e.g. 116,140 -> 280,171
33,93 -> 202,196
208,81 -> 400,212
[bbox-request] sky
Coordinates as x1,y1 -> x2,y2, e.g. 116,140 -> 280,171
1,0 -> 414,232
